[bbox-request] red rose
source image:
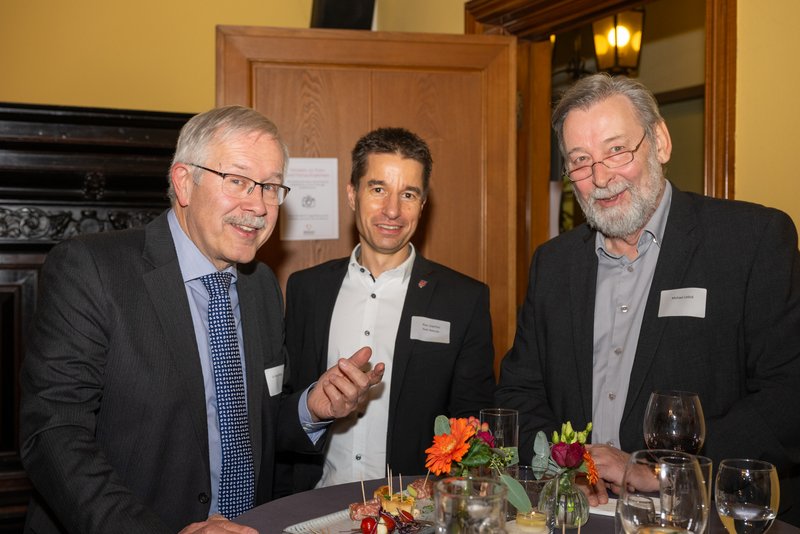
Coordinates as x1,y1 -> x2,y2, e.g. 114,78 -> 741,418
476,430 -> 496,448
552,442 -> 585,468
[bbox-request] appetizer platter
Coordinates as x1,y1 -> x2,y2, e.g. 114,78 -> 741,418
283,472 -> 435,534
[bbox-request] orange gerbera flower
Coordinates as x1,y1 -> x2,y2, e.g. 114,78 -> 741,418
583,449 -> 599,486
424,418 -> 476,475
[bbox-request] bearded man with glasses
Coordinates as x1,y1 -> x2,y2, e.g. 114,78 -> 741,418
497,73 -> 800,525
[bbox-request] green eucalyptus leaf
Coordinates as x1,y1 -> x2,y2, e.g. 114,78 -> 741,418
533,431 -> 550,458
434,415 -> 451,435
501,473 -> 532,514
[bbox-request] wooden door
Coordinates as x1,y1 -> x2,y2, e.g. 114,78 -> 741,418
217,26 -> 517,375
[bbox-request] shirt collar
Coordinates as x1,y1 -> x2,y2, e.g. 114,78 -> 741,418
595,180 -> 673,256
348,243 -> 416,283
167,209 -> 238,282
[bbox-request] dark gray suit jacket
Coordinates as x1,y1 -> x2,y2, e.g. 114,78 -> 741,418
497,185 -> 800,524
19,211 -> 315,533
277,253 -> 496,492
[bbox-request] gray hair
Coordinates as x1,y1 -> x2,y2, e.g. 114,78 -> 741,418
552,73 -> 664,157
167,105 -> 289,202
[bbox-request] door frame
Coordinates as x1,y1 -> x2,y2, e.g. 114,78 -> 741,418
465,0 -> 736,302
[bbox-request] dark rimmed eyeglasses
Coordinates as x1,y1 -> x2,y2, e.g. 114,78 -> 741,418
564,132 -> 647,182
188,163 -> 291,206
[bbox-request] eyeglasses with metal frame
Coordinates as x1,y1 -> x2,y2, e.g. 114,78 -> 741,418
188,163 -> 291,205
564,131 -> 648,182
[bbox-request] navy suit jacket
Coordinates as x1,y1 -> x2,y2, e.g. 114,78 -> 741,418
20,211 -> 315,534
277,253 -> 496,492
497,185 -> 800,524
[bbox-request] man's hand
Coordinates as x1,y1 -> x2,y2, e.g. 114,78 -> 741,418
586,443 -> 631,496
575,473 -> 610,507
307,346 -> 385,421
179,514 -> 258,533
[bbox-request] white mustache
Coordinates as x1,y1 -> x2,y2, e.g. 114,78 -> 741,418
224,214 -> 266,229
591,182 -> 629,201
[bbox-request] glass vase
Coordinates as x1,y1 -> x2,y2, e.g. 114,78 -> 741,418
434,476 -> 507,533
541,470 -> 589,529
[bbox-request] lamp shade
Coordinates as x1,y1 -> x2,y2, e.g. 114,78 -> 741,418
592,10 -> 644,74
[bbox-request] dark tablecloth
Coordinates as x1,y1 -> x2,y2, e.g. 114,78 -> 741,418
237,477 -> 800,534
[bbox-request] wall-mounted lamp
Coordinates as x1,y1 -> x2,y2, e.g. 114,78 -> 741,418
592,9 -> 645,75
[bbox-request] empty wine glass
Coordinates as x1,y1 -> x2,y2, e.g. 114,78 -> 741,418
715,459 -> 780,534
643,390 -> 706,454
617,449 -> 709,534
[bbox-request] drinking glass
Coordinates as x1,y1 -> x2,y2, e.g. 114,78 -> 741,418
715,459 -> 780,534
616,449 -> 709,534
480,408 -> 519,449
508,465 -> 557,532
434,476 -> 507,533
643,390 -> 706,454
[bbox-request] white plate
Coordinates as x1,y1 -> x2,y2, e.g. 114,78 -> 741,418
283,509 -> 435,534
283,509 -> 351,533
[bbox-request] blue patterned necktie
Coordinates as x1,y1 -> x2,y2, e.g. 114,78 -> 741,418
201,271 -> 255,518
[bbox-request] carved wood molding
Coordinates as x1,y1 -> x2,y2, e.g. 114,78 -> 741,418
0,204 -> 161,244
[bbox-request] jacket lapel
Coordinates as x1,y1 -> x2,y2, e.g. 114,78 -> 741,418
141,212 -> 210,473
236,268 -> 270,482
388,256 -> 436,431
570,226 -> 600,423
623,188 -> 700,425
314,260 -> 350,374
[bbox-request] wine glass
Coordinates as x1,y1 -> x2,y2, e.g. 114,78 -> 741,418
715,459 -> 780,534
643,390 -> 706,454
617,449 -> 709,534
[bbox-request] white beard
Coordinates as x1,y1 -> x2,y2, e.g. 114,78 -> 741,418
576,153 -> 665,239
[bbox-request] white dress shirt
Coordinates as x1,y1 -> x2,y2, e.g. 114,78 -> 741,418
316,244 -> 415,487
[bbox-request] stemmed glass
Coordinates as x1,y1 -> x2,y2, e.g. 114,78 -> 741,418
643,390 -> 706,454
617,449 -> 708,534
715,459 -> 780,534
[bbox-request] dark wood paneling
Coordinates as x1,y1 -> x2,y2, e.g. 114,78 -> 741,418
0,103 -> 190,530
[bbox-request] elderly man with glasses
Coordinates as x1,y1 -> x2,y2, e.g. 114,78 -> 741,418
497,73 -> 800,525
20,106 -> 384,534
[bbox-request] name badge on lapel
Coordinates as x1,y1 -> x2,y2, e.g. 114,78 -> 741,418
658,288 -> 707,318
264,364 -> 284,397
410,316 -> 450,344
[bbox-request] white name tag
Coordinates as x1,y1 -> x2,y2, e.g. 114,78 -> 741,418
264,364 -> 284,397
658,288 -> 707,318
410,316 -> 450,344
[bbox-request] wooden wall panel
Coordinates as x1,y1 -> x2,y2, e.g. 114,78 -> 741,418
217,26 -> 517,369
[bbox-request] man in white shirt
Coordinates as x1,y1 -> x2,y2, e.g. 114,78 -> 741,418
277,127 -> 496,492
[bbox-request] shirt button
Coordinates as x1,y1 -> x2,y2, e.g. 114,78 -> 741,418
355,454 -> 362,461
608,392 -> 616,401
627,266 -> 634,272
360,267 -> 365,273
620,305 -> 629,313
614,347 -> 623,355
606,440 -> 616,446
364,330 -> 370,336
371,293 -> 376,299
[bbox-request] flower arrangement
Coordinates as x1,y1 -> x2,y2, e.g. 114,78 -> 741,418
531,421 -> 598,529
531,421 -> 598,485
424,415 -> 532,513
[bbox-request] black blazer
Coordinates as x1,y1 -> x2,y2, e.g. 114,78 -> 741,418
20,211 -> 315,534
497,185 -> 800,523
278,253 -> 496,491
